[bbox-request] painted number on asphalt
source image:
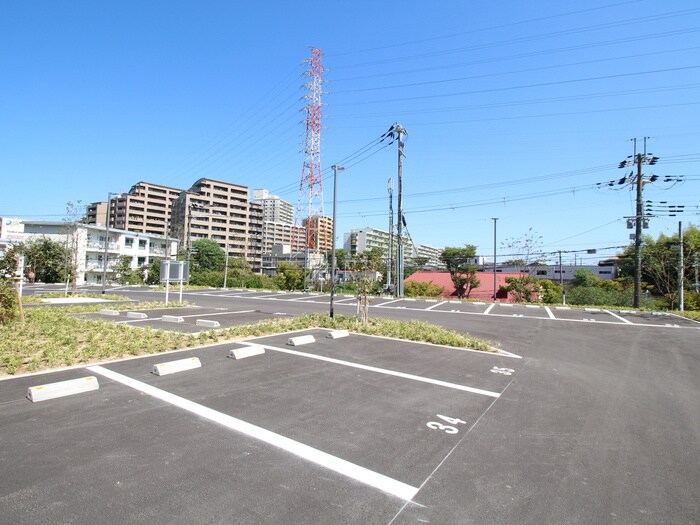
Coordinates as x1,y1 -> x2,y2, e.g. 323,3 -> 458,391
426,414 -> 466,434
490,366 -> 515,375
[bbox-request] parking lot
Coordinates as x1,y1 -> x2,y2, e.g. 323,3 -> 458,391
0,328 -> 518,524
6,285 -> 700,523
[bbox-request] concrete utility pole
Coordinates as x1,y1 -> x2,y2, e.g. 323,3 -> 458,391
618,137 -> 659,308
387,178 -> 394,295
391,124 -> 407,297
633,152 -> 644,307
679,221 -> 684,311
329,165 -> 344,318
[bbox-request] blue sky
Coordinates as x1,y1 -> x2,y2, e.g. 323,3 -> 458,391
2,0 -> 699,265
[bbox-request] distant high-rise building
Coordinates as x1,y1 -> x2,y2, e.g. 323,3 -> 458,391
253,189 -> 294,225
261,221 -> 307,254
303,215 -> 333,252
171,178 -> 264,272
86,181 -> 183,237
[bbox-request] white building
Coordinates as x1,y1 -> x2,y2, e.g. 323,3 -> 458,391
2,219 -> 178,285
253,189 -> 294,225
343,226 -> 445,269
482,263 -> 618,282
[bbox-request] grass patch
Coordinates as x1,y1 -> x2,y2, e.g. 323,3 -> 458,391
23,293 -> 133,304
0,308 -> 494,376
677,310 -> 700,321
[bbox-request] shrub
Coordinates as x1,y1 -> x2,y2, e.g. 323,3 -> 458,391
0,281 -> 18,325
190,270 -> 224,287
683,290 -> 700,311
405,280 -> 444,298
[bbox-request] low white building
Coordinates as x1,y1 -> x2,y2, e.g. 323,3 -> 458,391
481,263 -> 618,282
1,218 -> 178,285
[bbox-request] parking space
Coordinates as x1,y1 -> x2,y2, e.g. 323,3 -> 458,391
79,306 -> 290,332
0,330 -> 516,523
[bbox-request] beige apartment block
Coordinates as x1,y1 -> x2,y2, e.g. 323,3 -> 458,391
171,178 -> 264,272
87,181 -> 184,238
262,221 -> 307,253
301,214 -> 334,252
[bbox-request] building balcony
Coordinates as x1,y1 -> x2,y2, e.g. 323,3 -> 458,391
86,241 -> 120,252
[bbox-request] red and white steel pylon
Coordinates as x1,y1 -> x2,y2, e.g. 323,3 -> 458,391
295,47 -> 324,256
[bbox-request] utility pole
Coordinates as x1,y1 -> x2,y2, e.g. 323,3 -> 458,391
633,149 -> 644,308
618,137 -> 659,308
679,221 -> 684,311
387,178 -> 394,295
329,165 -> 344,318
389,124 -> 406,297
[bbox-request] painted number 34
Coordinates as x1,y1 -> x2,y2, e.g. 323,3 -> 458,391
426,414 -> 466,434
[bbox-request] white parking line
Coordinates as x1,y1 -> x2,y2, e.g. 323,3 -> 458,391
544,306 -> 555,319
425,301 -> 446,311
374,298 -> 404,307
603,310 -> 634,324
247,343 -> 501,398
483,303 -> 496,315
87,365 -> 419,502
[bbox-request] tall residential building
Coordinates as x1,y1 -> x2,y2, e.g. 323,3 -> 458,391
302,215 -> 333,252
171,178 -> 264,272
87,181 -> 184,237
253,189 -> 294,225
262,221 -> 307,253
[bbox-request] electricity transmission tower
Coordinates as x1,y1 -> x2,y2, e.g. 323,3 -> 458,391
295,47 -> 325,281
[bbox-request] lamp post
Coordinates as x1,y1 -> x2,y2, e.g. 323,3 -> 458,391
101,192 -> 121,294
492,218 -> 498,301
330,165 -> 344,318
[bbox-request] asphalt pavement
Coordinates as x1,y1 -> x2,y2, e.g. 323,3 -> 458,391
2,284 -> 698,524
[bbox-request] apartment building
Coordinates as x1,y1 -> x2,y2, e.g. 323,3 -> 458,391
3,219 -> 177,284
343,226 -> 445,269
87,181 -> 184,237
170,178 -> 264,272
253,189 -> 294,225
262,221 -> 307,253
302,215 -> 334,252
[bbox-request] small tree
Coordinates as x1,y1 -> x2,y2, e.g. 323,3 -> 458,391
501,275 -> 539,303
441,245 -> 480,298
351,248 -> 384,324
23,237 -> 66,283
111,255 -> 134,285
63,201 -> 86,294
141,258 -> 162,285
226,257 -> 253,287
190,239 -> 226,272
500,228 -> 544,272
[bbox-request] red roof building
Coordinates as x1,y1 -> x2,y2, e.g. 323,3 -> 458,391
404,270 -> 531,302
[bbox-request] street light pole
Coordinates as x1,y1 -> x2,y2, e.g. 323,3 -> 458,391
101,192 -> 120,294
492,218 -> 498,301
330,165 -> 344,318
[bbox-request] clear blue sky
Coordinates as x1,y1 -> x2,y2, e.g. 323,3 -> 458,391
2,0 -> 699,265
